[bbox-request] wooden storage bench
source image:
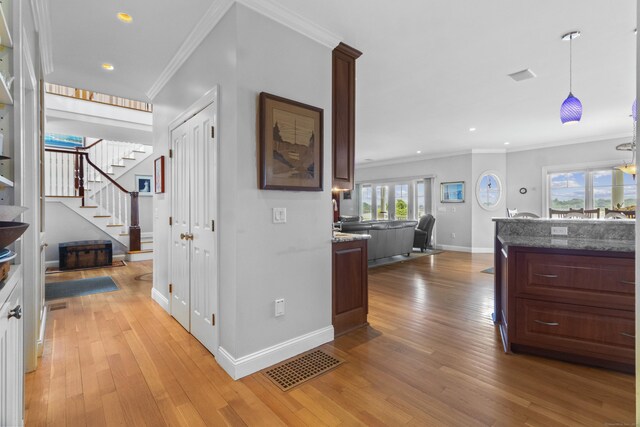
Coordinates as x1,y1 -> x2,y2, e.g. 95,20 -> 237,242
59,240 -> 113,270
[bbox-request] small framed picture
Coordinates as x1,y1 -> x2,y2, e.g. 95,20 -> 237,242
135,175 -> 153,196
441,181 -> 465,203
154,156 -> 165,194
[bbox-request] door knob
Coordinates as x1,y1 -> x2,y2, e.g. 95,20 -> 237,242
180,233 -> 186,240
8,305 -> 21,320
188,233 -> 194,240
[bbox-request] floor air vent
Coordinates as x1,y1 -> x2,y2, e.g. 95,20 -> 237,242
48,302 -> 68,311
264,349 -> 344,391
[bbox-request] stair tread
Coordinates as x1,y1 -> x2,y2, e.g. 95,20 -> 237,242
128,249 -> 153,254
122,157 -> 136,160
133,150 -> 146,153
46,195 -> 82,198
106,224 -> 124,227
93,215 -> 111,218
119,233 -> 129,236
110,164 -> 126,167
80,206 -> 98,208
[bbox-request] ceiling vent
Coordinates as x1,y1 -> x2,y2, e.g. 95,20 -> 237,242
508,69 -> 537,82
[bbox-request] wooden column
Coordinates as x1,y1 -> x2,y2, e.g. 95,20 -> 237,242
129,191 -> 141,251
332,42 -> 362,191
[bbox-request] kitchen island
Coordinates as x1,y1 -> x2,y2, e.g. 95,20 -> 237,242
493,218 -> 635,373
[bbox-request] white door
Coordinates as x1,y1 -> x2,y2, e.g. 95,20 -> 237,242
170,121 -> 191,330
169,101 -> 218,356
188,103 -> 218,354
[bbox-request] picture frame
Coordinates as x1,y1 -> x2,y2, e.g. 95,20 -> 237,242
135,175 -> 153,197
441,181 -> 465,203
154,156 -> 165,194
259,92 -> 323,191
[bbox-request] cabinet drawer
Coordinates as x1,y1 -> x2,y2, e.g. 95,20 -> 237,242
515,299 -> 634,362
515,252 -> 634,309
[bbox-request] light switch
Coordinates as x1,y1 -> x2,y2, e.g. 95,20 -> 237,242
273,207 -> 287,224
275,298 -> 285,317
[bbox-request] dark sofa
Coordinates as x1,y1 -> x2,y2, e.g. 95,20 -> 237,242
340,220 -> 418,261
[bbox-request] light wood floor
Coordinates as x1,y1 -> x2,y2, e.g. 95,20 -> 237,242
25,253 -> 634,426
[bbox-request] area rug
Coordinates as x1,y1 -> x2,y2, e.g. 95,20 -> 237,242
481,267 -> 494,274
368,250 -> 443,269
45,276 -> 119,301
46,260 -> 127,275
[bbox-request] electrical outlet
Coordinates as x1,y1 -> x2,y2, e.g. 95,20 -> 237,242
273,208 -> 286,224
451,232 -> 456,239
275,298 -> 285,317
551,226 -> 568,236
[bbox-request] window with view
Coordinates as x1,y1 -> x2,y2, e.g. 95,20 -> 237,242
395,184 -> 409,220
360,185 -> 372,220
415,181 -> 425,218
548,168 -> 636,216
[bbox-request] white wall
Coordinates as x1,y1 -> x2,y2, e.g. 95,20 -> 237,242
471,153 -> 507,251
44,202 -> 128,262
506,137 -> 630,216
152,4 -> 332,377
356,153 -> 473,249
353,138 -> 630,251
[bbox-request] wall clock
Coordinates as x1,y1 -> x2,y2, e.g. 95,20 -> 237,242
519,187 -> 527,195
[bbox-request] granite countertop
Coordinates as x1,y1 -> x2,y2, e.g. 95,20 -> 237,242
332,232 -> 372,243
493,217 -> 635,224
498,235 -> 635,253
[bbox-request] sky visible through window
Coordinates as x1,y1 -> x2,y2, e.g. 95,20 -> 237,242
550,169 -> 636,212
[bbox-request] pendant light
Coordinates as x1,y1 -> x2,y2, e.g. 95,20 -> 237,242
560,31 -> 582,124
616,100 -> 637,177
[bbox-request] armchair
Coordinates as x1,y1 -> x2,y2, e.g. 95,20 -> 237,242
413,214 -> 435,252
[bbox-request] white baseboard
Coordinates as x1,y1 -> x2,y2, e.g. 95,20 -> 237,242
45,254 -> 126,269
472,247 -> 494,254
437,244 -> 472,253
151,287 -> 169,312
217,325 -> 334,380
436,244 -> 494,254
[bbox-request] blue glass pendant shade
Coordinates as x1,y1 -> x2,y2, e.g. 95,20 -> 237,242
560,92 -> 582,124
632,99 -> 637,122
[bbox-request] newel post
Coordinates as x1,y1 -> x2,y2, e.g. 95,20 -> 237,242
129,191 -> 141,251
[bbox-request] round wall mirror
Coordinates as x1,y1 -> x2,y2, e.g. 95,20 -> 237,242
476,171 -> 503,211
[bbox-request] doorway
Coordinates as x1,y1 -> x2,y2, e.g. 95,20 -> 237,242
169,96 -> 219,356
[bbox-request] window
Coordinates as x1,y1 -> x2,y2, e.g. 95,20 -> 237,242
395,184 -> 409,219
358,179 -> 430,220
415,181 -> 425,217
549,171 -> 586,210
548,167 -> 636,215
376,186 -> 389,220
360,185 -> 372,220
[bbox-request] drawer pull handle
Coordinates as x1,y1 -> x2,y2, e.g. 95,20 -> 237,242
534,274 -> 558,279
534,320 -> 559,326
621,332 -> 635,339
619,280 -> 635,285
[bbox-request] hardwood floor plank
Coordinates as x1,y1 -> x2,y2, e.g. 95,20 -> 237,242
24,254 -> 634,426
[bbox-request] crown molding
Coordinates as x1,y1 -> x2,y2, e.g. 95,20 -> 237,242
30,0 -> 54,75
506,133 -> 631,153
146,0 -> 342,101
471,149 -> 506,154
146,0 -> 235,100
237,0 -> 341,49
356,149 -> 474,169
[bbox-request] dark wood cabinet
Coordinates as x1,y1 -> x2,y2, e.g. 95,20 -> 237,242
495,244 -> 635,373
332,43 -> 362,191
332,239 -> 368,336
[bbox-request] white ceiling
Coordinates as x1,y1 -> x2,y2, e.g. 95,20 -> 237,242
46,0 -> 637,162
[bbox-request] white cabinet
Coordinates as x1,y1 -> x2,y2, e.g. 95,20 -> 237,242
0,268 -> 24,427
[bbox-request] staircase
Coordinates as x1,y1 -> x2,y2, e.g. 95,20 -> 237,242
45,139 -> 154,262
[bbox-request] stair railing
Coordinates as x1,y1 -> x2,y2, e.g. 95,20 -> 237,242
44,148 -> 142,251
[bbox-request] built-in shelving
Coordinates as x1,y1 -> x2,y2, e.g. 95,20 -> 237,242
0,4 -> 11,48
0,174 -> 13,187
0,74 -> 12,105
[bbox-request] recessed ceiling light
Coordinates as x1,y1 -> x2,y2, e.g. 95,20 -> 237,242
416,150 -> 422,154
102,63 -> 114,71
469,127 -> 476,132
504,142 -> 510,145
117,12 -> 133,23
